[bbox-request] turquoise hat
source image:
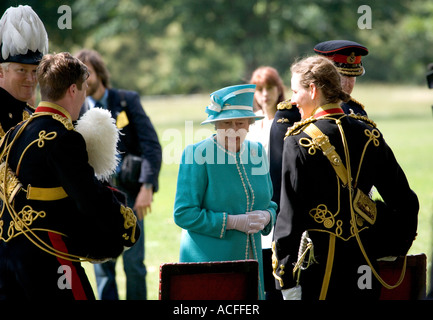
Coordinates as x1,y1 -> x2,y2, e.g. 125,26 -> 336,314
201,84 -> 264,124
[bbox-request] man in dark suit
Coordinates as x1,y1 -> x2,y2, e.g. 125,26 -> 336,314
75,49 -> 162,300
0,52 -> 140,300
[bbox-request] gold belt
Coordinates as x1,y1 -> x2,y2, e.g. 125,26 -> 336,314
26,185 -> 68,201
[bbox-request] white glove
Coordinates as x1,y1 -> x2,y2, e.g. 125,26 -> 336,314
247,210 -> 270,227
282,285 -> 302,300
227,211 -> 268,234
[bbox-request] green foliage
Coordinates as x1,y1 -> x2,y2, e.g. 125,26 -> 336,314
1,1 -> 432,93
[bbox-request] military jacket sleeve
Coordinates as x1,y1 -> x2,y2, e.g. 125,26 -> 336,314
51,130 -> 140,252
272,135 -> 307,290
268,107 -> 301,211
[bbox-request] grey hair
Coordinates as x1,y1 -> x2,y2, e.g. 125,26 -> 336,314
213,118 -> 256,130
0,63 -> 10,71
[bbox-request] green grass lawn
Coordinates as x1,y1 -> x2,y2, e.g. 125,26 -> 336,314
84,83 -> 433,300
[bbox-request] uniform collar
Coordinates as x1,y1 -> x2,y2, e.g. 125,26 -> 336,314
313,103 -> 344,119
35,101 -> 72,121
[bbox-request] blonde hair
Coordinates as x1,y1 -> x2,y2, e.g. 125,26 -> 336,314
291,56 -> 350,104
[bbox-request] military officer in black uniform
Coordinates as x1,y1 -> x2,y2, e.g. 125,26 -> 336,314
0,5 -> 49,136
0,52 -> 140,300
272,56 -> 418,300
268,100 -> 300,214
314,40 -> 369,116
268,40 -> 369,224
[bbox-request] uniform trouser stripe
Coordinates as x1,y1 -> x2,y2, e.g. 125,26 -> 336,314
319,234 -> 335,300
48,232 -> 88,300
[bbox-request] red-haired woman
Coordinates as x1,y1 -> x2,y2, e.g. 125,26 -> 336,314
247,66 -> 285,153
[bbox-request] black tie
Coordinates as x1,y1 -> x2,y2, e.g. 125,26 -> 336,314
94,101 -> 104,109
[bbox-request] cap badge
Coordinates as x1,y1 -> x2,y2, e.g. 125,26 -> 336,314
347,52 -> 356,64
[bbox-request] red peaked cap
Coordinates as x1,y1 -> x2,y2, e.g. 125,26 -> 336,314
314,40 -> 368,77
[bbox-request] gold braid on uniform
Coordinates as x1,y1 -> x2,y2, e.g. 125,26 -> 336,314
271,241 -> 285,287
277,99 -> 293,110
0,124 -> 6,137
335,118 -> 407,290
348,113 -> 377,128
23,110 -> 31,121
120,205 -> 137,244
0,114 -> 110,263
284,116 -> 317,138
349,97 -> 366,110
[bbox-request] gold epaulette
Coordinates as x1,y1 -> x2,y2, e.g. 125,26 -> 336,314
284,117 -> 316,138
52,114 -> 74,130
277,99 -> 293,110
0,123 -> 5,138
30,112 -> 74,131
350,97 -> 365,110
348,113 -> 377,128
23,110 -> 31,121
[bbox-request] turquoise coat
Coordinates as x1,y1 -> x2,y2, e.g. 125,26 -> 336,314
174,135 -> 277,300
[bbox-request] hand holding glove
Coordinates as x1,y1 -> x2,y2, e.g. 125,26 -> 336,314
227,210 -> 270,234
247,210 -> 270,227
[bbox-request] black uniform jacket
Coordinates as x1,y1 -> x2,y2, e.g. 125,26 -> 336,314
341,97 -> 368,117
272,104 -> 418,299
269,98 -> 366,215
268,100 -> 301,212
0,87 -> 34,137
0,102 -> 140,261
81,88 -> 162,192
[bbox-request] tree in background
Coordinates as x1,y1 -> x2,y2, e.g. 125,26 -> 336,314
1,0 -> 431,95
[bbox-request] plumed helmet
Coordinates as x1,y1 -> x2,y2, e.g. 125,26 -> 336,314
0,5 -> 48,65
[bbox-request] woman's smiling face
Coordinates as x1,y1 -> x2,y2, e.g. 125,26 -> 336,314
290,72 -> 316,119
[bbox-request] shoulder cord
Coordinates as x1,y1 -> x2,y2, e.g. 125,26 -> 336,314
304,120 -> 406,290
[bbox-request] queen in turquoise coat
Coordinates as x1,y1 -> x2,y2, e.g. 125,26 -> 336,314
173,84 -> 277,300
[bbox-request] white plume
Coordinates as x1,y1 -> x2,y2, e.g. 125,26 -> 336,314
75,108 -> 121,182
0,5 -> 48,60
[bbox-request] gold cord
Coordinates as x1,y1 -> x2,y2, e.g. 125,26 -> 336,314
337,120 -> 406,290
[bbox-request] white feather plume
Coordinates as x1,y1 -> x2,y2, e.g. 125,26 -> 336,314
0,5 -> 48,60
75,108 -> 121,182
